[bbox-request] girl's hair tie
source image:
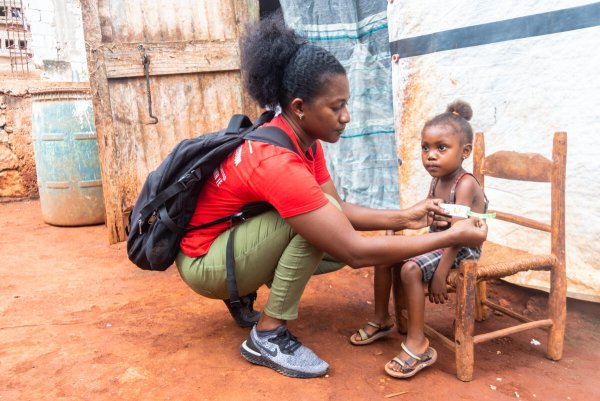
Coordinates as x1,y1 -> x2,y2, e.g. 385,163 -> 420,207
452,111 -> 461,117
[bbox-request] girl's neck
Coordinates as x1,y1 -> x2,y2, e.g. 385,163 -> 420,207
437,166 -> 466,184
281,110 -> 313,153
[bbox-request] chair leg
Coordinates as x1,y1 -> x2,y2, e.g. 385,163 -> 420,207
475,280 -> 488,321
455,260 -> 477,381
547,261 -> 566,360
392,265 -> 408,334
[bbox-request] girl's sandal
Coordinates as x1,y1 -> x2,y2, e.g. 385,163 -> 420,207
349,321 -> 395,346
384,341 -> 438,379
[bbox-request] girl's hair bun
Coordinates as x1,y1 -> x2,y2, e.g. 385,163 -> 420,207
446,99 -> 473,121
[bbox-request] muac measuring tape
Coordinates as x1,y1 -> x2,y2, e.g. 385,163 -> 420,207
440,203 -> 496,219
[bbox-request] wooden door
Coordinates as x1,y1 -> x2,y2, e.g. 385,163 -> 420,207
81,0 -> 259,243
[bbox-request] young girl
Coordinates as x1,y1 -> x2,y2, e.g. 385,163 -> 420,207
350,100 -> 488,379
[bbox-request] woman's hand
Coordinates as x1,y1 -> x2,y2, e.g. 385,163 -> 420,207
448,218 -> 488,247
401,198 -> 451,230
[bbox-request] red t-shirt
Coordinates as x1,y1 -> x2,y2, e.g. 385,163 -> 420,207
179,115 -> 331,257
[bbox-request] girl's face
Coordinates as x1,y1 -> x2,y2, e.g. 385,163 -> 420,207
299,73 -> 351,143
421,124 -> 471,178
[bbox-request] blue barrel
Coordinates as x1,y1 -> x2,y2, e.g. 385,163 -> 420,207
31,89 -> 105,226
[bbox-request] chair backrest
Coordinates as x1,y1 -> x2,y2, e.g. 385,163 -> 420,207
472,132 -> 567,264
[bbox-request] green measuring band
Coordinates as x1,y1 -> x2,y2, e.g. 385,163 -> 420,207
467,211 -> 496,219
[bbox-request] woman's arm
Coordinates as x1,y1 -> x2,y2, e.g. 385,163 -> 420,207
286,202 -> 487,268
320,180 -> 449,231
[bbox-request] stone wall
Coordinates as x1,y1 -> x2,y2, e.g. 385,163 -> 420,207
0,90 -> 36,199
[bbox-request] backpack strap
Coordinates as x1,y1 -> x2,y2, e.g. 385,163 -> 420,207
225,114 -> 253,135
246,125 -> 318,154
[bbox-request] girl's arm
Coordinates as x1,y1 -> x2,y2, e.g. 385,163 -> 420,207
320,180 -> 450,231
429,245 -> 459,304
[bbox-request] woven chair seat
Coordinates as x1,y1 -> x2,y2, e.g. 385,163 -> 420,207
446,241 -> 557,287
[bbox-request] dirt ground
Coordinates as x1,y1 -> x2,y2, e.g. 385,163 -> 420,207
1,199 -> 599,401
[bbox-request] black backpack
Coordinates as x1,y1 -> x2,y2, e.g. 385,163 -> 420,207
126,111 -> 306,285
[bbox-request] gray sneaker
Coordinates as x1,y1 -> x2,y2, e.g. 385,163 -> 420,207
240,325 -> 329,378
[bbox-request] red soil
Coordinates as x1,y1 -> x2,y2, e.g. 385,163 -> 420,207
1,200 -> 598,401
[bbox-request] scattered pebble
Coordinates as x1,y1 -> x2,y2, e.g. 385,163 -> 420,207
106,323 -> 112,327
497,350 -> 502,355
496,377 -> 502,382
530,338 -> 541,346
515,391 -> 520,398
366,300 -> 372,305
490,385 -> 497,391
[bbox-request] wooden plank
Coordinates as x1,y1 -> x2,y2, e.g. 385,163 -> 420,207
547,131 -> 567,360
473,319 -> 553,344
106,0 -> 239,43
483,151 -> 552,182
233,0 -> 260,120
81,0 -> 123,244
455,260 -> 477,381
481,299 -> 533,323
492,210 -> 551,232
82,0 -> 260,244
111,71 -> 250,224
400,310 -> 455,350
104,40 -> 241,78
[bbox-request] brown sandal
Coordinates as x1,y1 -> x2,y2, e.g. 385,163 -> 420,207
349,321 -> 395,346
384,341 -> 438,379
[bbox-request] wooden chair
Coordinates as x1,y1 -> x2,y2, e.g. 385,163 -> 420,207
391,131 -> 567,381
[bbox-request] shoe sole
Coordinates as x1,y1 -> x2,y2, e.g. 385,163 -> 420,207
349,325 -> 395,346
240,340 -> 328,379
384,347 -> 438,379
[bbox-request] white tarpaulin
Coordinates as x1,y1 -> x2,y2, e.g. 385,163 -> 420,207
388,1 -> 600,301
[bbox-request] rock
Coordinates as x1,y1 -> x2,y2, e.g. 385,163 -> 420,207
0,130 -> 8,143
498,298 -> 511,308
4,126 -> 13,133
0,115 -> 5,127
116,367 -> 148,384
0,170 -> 26,197
0,144 -> 19,170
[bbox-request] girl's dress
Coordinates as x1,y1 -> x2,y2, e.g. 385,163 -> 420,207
408,172 -> 488,282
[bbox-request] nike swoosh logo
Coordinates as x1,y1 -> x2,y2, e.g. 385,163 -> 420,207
253,338 -> 278,357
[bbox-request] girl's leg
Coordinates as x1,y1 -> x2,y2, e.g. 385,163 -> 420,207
401,261 -> 429,351
350,264 -> 395,343
373,264 -> 394,325
386,261 -> 429,372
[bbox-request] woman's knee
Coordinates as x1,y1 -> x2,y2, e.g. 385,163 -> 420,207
400,261 -> 422,282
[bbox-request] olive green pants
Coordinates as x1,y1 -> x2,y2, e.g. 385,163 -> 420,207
176,194 -> 345,320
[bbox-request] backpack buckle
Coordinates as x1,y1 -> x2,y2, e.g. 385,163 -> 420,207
228,211 -> 246,228
178,169 -> 197,190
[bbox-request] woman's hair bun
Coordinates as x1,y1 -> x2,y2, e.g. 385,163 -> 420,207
446,99 -> 473,121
